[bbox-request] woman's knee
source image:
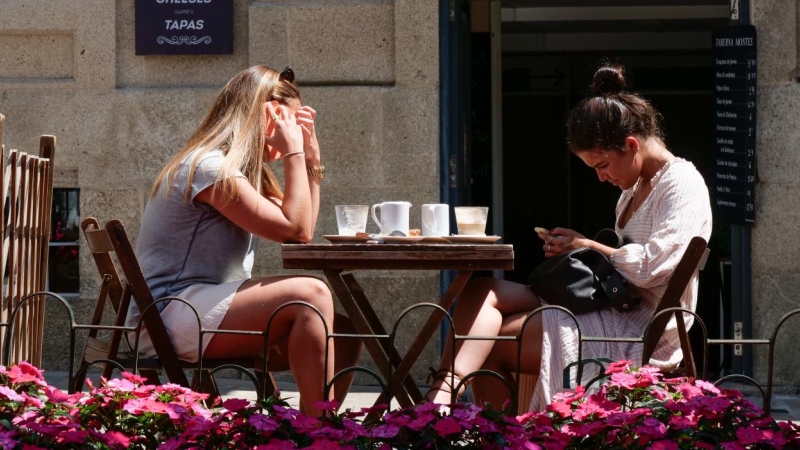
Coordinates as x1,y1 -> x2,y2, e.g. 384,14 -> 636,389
292,277 -> 334,322
459,278 -> 504,308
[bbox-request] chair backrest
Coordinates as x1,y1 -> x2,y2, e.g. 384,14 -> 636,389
79,217 -> 132,380
642,236 -> 709,378
0,113 -> 56,366
81,217 -> 189,386
82,218 -> 129,318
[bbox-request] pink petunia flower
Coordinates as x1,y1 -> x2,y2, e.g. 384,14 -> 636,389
719,442 -> 747,450
308,440 -> 343,450
649,440 -> 679,450
565,420 -> 606,437
668,414 -> 697,429
407,412 -> 436,431
5,364 -> 44,386
609,372 -> 640,390
634,417 -> 667,441
736,424 -> 788,446
433,417 -> 462,436
120,371 -> 147,384
222,397 -> 250,412
0,431 -> 19,449
56,429 -> 90,445
21,444 -> 48,450
257,440 -> 296,450
370,424 -> 399,439
0,385 -> 24,402
249,413 -> 279,432
694,378 -> 720,394
290,413 -> 320,432
43,386 -> 79,406
546,400 -> 572,417
313,399 -> 341,411
605,360 -> 633,374
552,385 -> 586,404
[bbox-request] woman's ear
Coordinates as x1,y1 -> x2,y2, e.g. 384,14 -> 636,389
624,136 -> 640,154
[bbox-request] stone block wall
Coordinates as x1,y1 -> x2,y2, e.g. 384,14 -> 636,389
0,0 -> 440,385
751,0 -> 800,384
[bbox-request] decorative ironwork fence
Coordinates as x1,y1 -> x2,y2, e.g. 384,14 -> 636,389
0,291 -> 797,417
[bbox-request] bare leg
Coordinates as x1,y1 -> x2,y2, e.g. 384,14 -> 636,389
204,275 -> 335,417
328,315 -> 362,404
471,311 -> 542,410
265,313 -> 362,410
426,278 -> 542,404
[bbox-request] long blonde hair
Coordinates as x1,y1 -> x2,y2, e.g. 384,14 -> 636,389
152,65 -> 301,202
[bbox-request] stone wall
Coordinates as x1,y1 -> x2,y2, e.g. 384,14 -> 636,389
751,0 -> 800,384
0,0 -> 440,384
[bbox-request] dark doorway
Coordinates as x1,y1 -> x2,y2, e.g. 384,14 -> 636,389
501,52 -> 719,283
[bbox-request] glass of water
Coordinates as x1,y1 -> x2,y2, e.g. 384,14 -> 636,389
335,205 -> 369,236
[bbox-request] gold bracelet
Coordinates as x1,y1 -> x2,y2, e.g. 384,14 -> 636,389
281,151 -> 305,159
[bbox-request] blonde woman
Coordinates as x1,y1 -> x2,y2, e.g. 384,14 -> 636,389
126,66 -> 359,416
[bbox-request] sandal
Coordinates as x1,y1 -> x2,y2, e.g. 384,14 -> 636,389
424,367 -> 468,404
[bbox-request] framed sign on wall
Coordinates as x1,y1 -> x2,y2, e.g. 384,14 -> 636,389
135,0 -> 233,55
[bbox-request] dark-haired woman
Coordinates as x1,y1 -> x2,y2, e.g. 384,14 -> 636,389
425,65 -> 712,411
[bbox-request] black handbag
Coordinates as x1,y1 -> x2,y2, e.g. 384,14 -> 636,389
527,229 -> 638,315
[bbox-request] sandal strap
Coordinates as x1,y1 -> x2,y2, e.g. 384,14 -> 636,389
426,367 -> 467,394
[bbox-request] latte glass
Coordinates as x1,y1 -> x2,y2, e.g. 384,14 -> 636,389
454,206 -> 489,236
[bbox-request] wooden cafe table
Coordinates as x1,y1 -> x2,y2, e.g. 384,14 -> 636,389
281,240 -> 514,408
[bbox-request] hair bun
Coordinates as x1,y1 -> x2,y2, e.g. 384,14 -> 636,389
590,65 -> 626,96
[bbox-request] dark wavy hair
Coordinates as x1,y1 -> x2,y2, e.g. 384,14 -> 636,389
566,65 -> 664,153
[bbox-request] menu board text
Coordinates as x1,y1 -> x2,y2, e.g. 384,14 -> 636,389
712,25 -> 757,225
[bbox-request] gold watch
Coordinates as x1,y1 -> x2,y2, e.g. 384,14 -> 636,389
307,164 -> 325,179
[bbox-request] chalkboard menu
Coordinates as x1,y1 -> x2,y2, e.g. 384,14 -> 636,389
135,0 -> 233,55
713,25 -> 757,225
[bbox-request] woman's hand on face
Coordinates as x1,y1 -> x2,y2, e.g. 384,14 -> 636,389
295,106 -> 320,165
541,227 -> 587,257
265,102 -> 304,158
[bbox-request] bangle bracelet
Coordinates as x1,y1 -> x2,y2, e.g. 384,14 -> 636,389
281,151 -> 305,159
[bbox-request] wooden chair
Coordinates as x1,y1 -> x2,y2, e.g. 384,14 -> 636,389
516,236 -> 709,409
0,113 -> 56,367
641,236 -> 709,378
75,217 -> 278,399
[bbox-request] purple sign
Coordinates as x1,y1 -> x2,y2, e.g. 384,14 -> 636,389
135,0 -> 233,55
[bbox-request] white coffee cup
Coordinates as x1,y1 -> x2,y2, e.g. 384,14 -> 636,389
371,201 -> 411,235
421,204 -> 449,237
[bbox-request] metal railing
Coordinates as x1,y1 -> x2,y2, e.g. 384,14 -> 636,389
0,292 -> 796,416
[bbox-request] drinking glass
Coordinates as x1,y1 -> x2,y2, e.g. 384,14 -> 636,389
454,206 -> 489,236
335,205 -> 369,236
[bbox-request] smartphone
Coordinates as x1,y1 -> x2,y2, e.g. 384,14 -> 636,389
534,227 -> 550,235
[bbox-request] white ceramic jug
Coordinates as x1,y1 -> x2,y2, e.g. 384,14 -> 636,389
371,201 -> 412,235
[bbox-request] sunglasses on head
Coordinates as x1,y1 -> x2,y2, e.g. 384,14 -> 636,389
279,66 -> 295,83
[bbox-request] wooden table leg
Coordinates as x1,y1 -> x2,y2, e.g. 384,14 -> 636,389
342,273 -> 423,404
372,270 -> 473,408
323,270 -> 413,406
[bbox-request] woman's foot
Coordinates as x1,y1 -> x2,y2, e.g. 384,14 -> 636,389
424,368 -> 466,405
